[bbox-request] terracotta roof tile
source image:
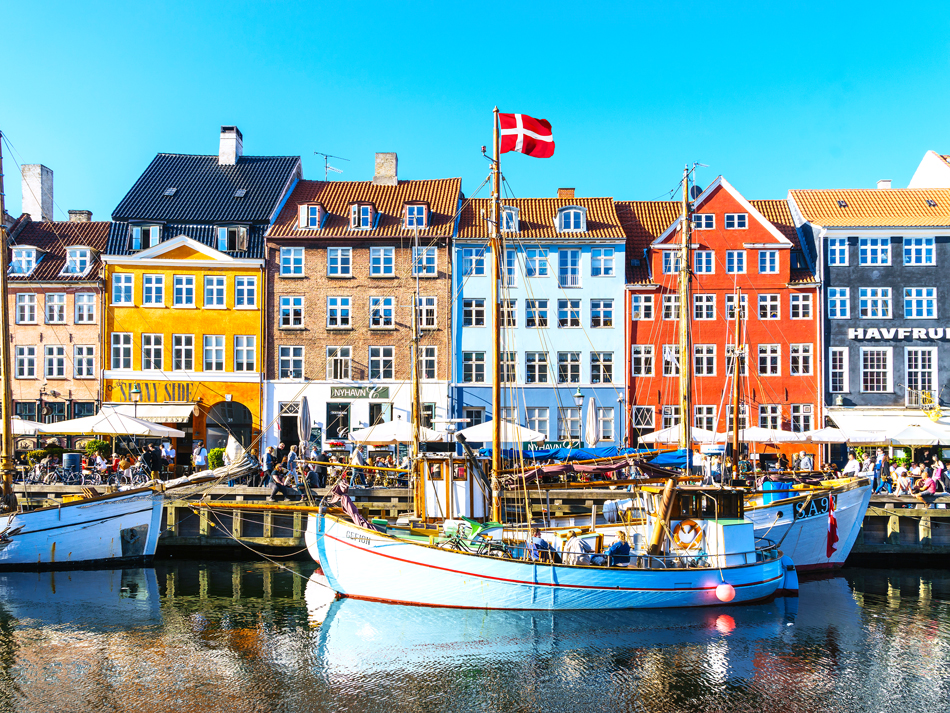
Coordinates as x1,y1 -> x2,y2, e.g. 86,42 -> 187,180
456,197 -> 625,239
789,188 -> 950,227
8,218 -> 110,282
615,200 -> 680,283
749,199 -> 801,249
269,178 -> 462,238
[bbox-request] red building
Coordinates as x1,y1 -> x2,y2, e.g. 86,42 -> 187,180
620,177 -> 820,463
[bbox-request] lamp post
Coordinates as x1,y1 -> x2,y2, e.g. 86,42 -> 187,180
131,384 -> 141,450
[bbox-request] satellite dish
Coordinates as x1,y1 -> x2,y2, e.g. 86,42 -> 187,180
690,185 -> 702,200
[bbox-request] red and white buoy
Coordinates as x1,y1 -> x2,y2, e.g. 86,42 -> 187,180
716,583 -> 736,602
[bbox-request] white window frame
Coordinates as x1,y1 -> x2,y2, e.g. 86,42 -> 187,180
278,345 -> 304,379
16,346 -> 36,378
501,299 -> 516,328
44,345 -> 66,378
111,333 -> 133,370
790,343 -> 813,376
860,346 -> 893,393
828,238 -> 849,266
525,352 -> 549,384
142,333 -> 164,371
369,346 -> 395,380
500,352 -> 516,383
662,252 -> 681,275
327,247 -> 352,277
10,248 -> 37,275
526,407 -> 549,439
759,404 -> 781,429
725,213 -> 748,230
203,335 -> 226,372
829,347 -> 849,393
142,274 -> 165,306
62,248 -> 91,276
234,336 -> 256,372
557,299 -> 580,328
405,204 -> 427,229
75,292 -> 96,323
462,298 -> 485,327
591,352 -> 613,384
597,407 -> 615,442
45,293 -> 66,324
725,251 -> 746,274
905,346 -> 938,407
462,352 -> 485,383
758,294 -> 780,320
173,334 -> 194,371
904,288 -> 937,319
461,248 -> 485,276
694,251 -> 714,274
693,294 -> 715,320
903,237 -> 934,266
632,406 -> 654,430
235,276 -> 257,308
758,250 -> 778,274
370,246 -> 395,277
591,248 -> 615,276
725,294 -> 747,320
631,345 -> 654,377
73,345 -> 95,378
631,294 -> 654,321
370,296 -> 394,328
557,407 -> 581,440
204,276 -> 226,308
129,225 -> 160,251
590,299 -> 613,328
525,248 -> 548,277
112,274 -> 134,305
758,344 -> 780,376
502,249 -> 517,287
280,247 -> 304,276
526,299 -> 549,328
692,214 -> 714,230
790,293 -> 813,320
859,237 -> 891,266
662,405 -> 681,430
694,344 -> 716,376
412,246 -> 437,277
327,296 -> 351,329
858,287 -> 892,319
279,296 -> 304,328
558,207 -> 586,233
173,275 -> 195,307
417,296 -> 437,330
791,404 -> 813,432
694,405 -> 716,431
828,287 -> 850,319
557,352 -> 581,383
662,294 -> 680,320
350,204 -> 373,230
502,207 -> 519,233
662,344 -> 680,377
558,249 -> 581,288
420,346 -> 437,380
326,346 -> 352,380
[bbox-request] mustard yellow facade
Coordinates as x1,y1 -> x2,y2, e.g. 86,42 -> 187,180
102,236 -> 265,456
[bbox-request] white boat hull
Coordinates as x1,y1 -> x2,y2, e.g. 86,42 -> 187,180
0,489 -> 164,569
310,513 -> 787,610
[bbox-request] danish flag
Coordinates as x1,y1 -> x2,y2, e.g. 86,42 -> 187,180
826,496 -> 839,559
500,113 -> 555,158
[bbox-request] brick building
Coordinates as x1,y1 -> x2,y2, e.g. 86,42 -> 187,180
622,177 -> 820,464
264,154 -> 461,449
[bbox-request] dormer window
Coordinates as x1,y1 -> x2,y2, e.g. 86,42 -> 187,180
405,204 -> 427,229
502,207 -> 519,232
217,226 -> 248,252
297,204 -> 324,229
557,206 -> 586,233
62,248 -> 91,275
129,225 -> 160,251
350,204 -> 374,230
9,248 -> 37,275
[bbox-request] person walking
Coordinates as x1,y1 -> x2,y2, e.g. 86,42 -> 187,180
193,442 -> 208,472
263,446 -> 277,488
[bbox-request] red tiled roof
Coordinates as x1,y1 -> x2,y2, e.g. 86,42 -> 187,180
8,217 -> 110,282
268,178 -> 462,238
749,199 -> 801,249
456,197 -> 625,239
789,188 -> 950,226
615,201 -> 680,283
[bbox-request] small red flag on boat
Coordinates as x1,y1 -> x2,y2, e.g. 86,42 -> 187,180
826,497 -> 839,558
500,113 -> 555,158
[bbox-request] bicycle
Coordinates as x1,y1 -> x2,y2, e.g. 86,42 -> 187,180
436,530 -> 512,559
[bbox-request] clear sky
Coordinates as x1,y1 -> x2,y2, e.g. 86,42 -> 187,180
2,1 -> 949,220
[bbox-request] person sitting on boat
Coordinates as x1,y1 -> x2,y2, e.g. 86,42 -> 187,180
562,530 -> 593,566
527,528 -> 559,563
605,530 -> 631,566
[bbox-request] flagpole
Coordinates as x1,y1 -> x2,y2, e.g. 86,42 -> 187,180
490,107 -> 503,523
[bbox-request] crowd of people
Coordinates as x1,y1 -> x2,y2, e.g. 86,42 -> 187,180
844,448 -> 950,505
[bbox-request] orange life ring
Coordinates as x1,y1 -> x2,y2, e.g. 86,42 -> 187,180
672,519 -> 704,550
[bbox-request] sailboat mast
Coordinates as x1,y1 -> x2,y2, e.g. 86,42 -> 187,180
490,108 -> 503,523
411,227 -> 422,516
678,166 -> 692,451
732,290 -> 742,478
0,133 -> 16,511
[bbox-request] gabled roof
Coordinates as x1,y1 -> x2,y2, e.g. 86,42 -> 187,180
105,221 -> 268,259
456,197 -> 624,239
615,200 -> 679,284
7,216 -> 109,282
112,153 -> 301,223
268,178 -> 462,238
788,188 -> 950,227
749,199 -> 801,249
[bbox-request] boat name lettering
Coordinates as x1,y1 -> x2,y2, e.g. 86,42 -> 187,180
345,530 -> 372,546
330,387 -> 390,399
848,328 -> 946,341
795,495 -> 836,520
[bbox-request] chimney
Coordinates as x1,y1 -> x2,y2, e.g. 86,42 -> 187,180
68,210 -> 93,223
372,152 -> 398,186
877,179 -> 892,190
219,126 -> 243,165
558,187 -> 575,199
21,164 -> 54,221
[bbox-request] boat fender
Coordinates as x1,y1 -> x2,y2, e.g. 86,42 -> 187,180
715,583 -> 736,602
672,519 -> 703,551
776,555 -> 800,597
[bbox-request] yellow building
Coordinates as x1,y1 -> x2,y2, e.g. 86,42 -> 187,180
102,236 -> 265,457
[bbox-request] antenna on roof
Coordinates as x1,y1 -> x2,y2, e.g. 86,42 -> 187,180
314,151 -> 350,181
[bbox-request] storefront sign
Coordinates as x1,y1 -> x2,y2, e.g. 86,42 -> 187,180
329,386 -> 390,399
112,381 -> 194,402
848,328 -> 948,341
523,440 -> 576,450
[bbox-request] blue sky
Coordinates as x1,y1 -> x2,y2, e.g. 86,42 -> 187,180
2,1 -> 949,220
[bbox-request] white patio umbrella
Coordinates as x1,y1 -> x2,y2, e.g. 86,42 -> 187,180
888,423 -> 946,446
348,419 -> 444,445
804,426 -> 889,444
584,397 -> 599,448
455,419 -> 545,444
11,417 -> 45,436
715,426 -> 806,444
639,425 -> 718,444
45,409 -> 185,438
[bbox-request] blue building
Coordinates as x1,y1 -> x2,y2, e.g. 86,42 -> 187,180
452,190 -> 627,446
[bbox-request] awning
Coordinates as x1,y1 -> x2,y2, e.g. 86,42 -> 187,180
102,403 -> 196,424
827,407 -> 950,443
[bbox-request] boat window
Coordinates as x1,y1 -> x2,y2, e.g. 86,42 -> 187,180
453,465 -> 467,481
674,491 -> 743,520
428,464 -> 443,481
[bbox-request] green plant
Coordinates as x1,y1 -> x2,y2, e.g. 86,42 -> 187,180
26,449 -> 47,466
208,447 -> 226,470
85,439 -> 111,458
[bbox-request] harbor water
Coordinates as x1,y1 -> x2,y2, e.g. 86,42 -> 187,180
0,562 -> 948,713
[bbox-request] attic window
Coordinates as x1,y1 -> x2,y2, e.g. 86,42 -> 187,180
9,248 -> 37,275
790,251 -> 807,270
217,226 -> 248,252
234,188 -> 247,198
405,204 -> 427,229
129,225 -> 160,251
62,248 -> 91,275
502,207 -> 519,232
163,187 -> 177,197
298,204 -> 324,229
836,200 -> 848,208
557,206 -> 587,233
926,199 -> 937,207
350,204 -> 374,230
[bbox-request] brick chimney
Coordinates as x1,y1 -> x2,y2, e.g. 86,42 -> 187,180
877,179 -> 892,190
68,210 -> 93,223
372,152 -> 398,186
558,187 -> 575,199
219,126 -> 243,165
22,164 -> 54,221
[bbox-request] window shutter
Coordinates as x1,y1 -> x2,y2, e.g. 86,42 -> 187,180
298,204 -> 308,229
350,205 -> 357,228
237,227 -> 248,252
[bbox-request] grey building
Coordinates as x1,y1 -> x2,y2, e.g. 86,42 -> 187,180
788,185 -> 950,442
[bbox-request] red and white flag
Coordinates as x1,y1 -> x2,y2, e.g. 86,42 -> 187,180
826,496 -> 839,559
500,113 -> 555,158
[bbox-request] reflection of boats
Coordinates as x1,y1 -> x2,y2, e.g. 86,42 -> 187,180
0,567 -> 161,629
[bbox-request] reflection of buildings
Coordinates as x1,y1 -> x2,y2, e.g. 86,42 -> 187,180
102,127 -> 301,457
7,164 -> 109,452
263,154 -> 460,449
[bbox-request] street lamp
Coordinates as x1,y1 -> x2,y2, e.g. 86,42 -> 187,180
131,384 -> 142,449
572,387 -> 584,408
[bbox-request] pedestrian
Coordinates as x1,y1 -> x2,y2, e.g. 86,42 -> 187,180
263,446 -> 277,487
287,444 -> 299,475
193,441 -> 208,471
799,451 -> 814,471
276,441 -> 287,465
777,453 -> 789,472
876,454 -> 892,494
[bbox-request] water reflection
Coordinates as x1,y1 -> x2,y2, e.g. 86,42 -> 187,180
0,564 -> 945,713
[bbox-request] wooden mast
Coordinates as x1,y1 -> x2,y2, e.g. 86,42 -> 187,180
0,132 -> 17,512
678,165 -> 692,452
731,290 -> 742,478
411,226 -> 423,517
490,108 -> 503,523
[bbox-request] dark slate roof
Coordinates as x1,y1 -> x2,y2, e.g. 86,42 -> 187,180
112,154 -> 301,223
7,216 -> 110,282
107,222 -> 268,259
